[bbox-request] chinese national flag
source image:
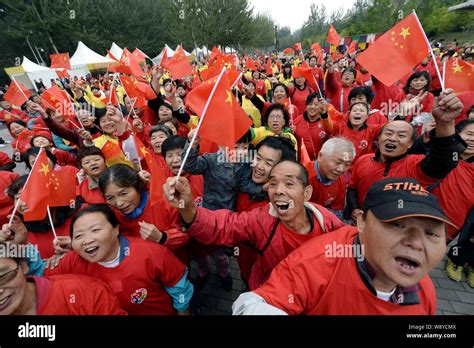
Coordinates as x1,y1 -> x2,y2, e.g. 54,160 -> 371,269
186,71 -> 252,148
48,168 -> 77,207
245,58 -> 258,71
167,46 -> 193,79
103,86 -> 120,107
159,47 -> 170,70
106,49 -> 119,62
327,24 -> 341,46
348,41 -> 358,55
120,75 -> 156,100
20,148 -> 50,221
200,56 -> 227,81
311,43 -> 321,52
56,69 -> 70,79
283,48 -> 294,55
133,135 -> 166,204
117,48 -> 145,77
132,48 -> 148,61
293,66 -> 318,92
293,43 -> 302,52
100,140 -> 125,165
265,60 -> 273,76
444,58 -> 474,94
317,51 -> 324,65
4,80 -> 31,107
300,140 -> 311,168
356,13 -> 429,87
41,85 -> 76,118
50,53 -> 71,70
209,47 -> 223,64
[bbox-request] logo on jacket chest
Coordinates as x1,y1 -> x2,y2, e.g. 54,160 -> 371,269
358,140 -> 368,149
131,288 -> 148,304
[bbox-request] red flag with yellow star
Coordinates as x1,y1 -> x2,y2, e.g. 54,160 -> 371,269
167,46 -> 193,79
56,69 -> 70,79
133,135 -> 166,204
120,75 -> 156,100
50,53 -> 71,70
20,148 -> 50,221
48,167 -> 77,207
327,25 -> 341,46
356,13 -> 429,86
445,58 -> 474,94
117,48 -> 145,77
41,85 -> 76,118
4,80 -> 31,107
186,71 -> 252,148
300,139 -> 311,168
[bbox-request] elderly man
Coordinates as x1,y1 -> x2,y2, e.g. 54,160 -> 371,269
233,177 -> 454,315
346,89 -> 465,221
163,160 -> 344,290
306,137 -> 355,218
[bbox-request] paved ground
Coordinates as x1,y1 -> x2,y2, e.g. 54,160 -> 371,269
1,124 -> 473,315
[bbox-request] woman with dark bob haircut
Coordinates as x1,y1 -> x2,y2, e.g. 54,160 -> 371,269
98,164 -> 188,254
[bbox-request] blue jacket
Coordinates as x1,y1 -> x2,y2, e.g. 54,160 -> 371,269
183,143 -> 262,211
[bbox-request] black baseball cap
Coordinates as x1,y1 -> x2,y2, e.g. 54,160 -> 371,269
363,178 -> 457,228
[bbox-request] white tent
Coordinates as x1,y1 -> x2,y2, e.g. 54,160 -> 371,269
151,44 -> 175,65
4,57 -> 59,91
175,45 -> 192,56
107,42 -> 123,61
70,41 -> 114,69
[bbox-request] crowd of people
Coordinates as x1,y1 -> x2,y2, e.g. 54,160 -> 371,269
0,38 -> 472,316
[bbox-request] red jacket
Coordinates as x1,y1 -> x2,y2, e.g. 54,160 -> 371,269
184,203 -> 344,289
306,161 -> 347,211
349,154 -> 437,207
255,225 -> 436,315
431,160 -> 474,240
323,119 -> 383,163
33,275 -> 126,315
290,86 -> 313,116
0,171 -> 19,225
325,71 -> 356,113
45,237 -> 186,315
294,114 -> 329,160
76,177 -> 106,204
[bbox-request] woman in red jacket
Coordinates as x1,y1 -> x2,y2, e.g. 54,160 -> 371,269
294,93 -> 330,160
290,76 -> 314,116
98,163 -> 188,253
0,256 -> 126,315
321,102 -> 384,164
44,204 -> 193,315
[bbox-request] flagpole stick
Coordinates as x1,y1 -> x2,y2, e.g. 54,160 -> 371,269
64,90 -> 85,129
47,205 -> 58,240
8,147 -> 44,226
231,72 -> 243,89
11,77 -> 29,101
176,67 -> 227,180
126,97 -> 138,122
412,10 -> 445,91
442,60 -> 447,87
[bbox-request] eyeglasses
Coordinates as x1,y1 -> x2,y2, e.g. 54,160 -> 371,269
268,114 -> 284,121
0,266 -> 20,286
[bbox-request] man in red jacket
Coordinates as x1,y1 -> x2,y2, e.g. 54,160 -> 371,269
163,160 -> 344,290
233,177 -> 453,315
307,137 -> 355,218
346,89 -> 465,221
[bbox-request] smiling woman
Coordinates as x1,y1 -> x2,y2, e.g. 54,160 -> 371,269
97,164 -> 189,255
43,204 -> 193,315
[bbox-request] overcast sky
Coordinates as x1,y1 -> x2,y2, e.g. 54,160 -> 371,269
249,0 -> 357,32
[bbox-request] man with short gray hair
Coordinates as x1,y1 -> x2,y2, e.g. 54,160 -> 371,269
305,137 -> 355,218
